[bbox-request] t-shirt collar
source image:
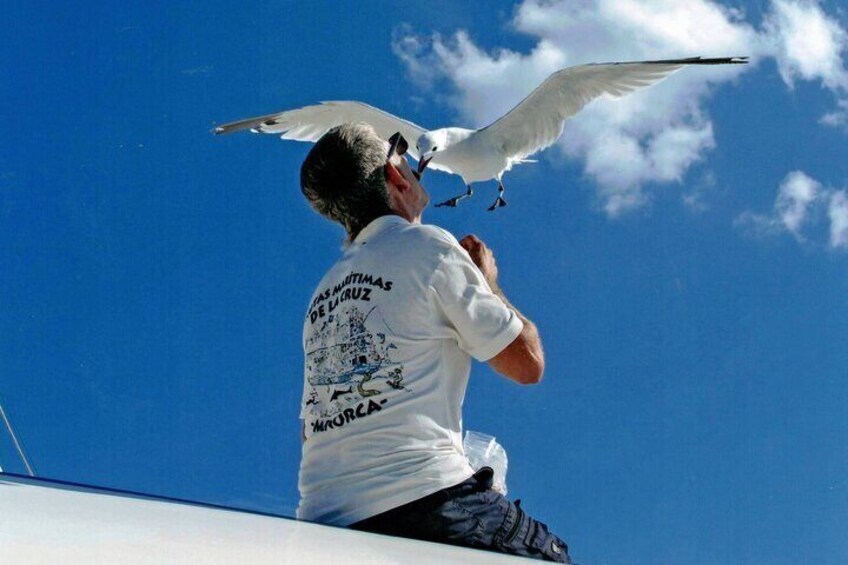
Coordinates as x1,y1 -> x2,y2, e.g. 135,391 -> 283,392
353,214 -> 410,245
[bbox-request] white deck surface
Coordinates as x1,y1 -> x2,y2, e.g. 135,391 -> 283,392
1,474 -> 537,564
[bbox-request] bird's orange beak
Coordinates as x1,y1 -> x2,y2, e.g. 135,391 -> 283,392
418,156 -> 432,174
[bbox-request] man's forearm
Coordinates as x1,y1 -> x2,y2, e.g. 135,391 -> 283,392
489,282 -> 545,383
498,284 -> 544,347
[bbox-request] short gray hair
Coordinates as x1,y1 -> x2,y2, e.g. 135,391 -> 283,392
300,123 -> 392,238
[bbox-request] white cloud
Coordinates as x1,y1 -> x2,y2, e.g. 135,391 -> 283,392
828,190 -> 848,248
820,98 -> 848,128
683,171 -> 719,213
765,0 -> 848,131
513,0 -> 756,62
765,0 -> 848,92
775,170 -> 821,235
391,25 -> 440,88
393,0 -> 848,216
736,170 -> 847,249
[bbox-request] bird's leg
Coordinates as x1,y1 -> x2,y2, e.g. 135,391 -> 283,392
435,184 -> 474,208
487,180 -> 508,211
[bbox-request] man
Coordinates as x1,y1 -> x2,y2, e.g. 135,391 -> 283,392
297,122 -> 571,563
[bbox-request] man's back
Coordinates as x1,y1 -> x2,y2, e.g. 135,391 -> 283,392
298,215 -> 522,526
293,124 -> 569,562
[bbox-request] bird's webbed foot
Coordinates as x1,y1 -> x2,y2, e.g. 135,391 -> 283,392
435,185 -> 473,208
487,196 -> 508,211
487,182 -> 508,211
435,196 -> 461,208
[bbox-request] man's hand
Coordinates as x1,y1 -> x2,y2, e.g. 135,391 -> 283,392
460,235 -> 499,290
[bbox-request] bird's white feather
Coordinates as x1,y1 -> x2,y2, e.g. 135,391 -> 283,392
214,101 -> 427,160
476,61 -> 690,161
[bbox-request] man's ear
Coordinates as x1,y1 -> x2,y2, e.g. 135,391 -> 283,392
384,162 -> 410,193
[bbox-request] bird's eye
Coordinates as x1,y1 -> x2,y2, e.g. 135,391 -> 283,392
433,146 -> 438,151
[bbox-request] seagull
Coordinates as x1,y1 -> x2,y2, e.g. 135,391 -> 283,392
214,56 -> 747,211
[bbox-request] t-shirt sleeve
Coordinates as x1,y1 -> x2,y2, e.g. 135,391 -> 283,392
428,245 -> 524,362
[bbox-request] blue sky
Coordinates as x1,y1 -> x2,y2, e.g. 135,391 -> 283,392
1,1 -> 847,563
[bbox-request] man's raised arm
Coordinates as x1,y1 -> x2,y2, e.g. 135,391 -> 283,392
459,235 -> 545,385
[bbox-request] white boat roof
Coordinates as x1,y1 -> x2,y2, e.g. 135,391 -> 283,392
1,473 -> 537,564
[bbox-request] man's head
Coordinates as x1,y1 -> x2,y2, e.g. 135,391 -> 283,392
300,123 -> 428,239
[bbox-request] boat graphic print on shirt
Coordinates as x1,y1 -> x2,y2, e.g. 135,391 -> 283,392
303,303 -> 407,435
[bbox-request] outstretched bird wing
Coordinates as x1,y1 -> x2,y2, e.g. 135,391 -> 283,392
477,57 -> 747,161
213,101 -> 428,160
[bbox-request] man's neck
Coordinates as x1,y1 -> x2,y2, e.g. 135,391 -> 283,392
390,207 -> 422,225
347,213 -> 418,242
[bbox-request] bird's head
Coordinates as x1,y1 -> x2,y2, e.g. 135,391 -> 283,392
416,130 -> 447,174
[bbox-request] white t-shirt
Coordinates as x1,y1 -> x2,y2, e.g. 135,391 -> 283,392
297,215 -> 523,526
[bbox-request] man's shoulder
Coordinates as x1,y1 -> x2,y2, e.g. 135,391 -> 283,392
394,222 -> 460,251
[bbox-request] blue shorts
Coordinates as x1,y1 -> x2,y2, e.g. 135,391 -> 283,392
350,467 -> 572,563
